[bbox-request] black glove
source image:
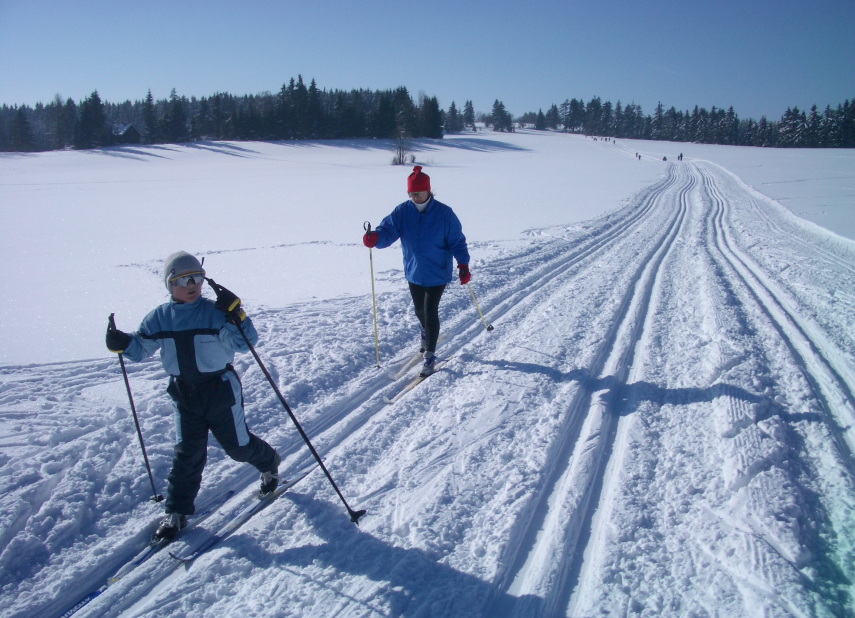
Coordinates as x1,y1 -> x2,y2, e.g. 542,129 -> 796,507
106,320 -> 132,353
207,278 -> 246,322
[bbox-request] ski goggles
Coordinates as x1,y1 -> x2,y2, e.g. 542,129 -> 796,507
169,271 -> 206,287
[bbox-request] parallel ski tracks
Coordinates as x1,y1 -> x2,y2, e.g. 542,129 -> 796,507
700,165 -> 855,474
271,167 -> 685,469
60,169 -> 687,617
487,164 -> 696,618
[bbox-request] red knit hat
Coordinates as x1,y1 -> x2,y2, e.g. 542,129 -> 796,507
407,166 -> 431,193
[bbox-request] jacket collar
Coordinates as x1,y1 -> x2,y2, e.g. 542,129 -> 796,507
410,196 -> 434,213
170,296 -> 204,310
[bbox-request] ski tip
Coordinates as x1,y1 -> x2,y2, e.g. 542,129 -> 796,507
382,395 -> 395,404
487,324 -> 494,331
350,509 -> 367,525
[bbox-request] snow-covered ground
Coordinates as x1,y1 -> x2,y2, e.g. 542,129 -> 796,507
1,132 -> 854,617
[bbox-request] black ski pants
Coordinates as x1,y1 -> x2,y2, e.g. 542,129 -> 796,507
165,368 -> 277,515
408,282 -> 446,354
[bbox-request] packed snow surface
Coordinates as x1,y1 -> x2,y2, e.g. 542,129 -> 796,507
1,132 -> 854,617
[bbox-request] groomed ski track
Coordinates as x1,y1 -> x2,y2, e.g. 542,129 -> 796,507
3,160 -> 854,617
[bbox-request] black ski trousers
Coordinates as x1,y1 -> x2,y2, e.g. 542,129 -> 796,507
408,282 -> 446,354
165,368 -> 277,515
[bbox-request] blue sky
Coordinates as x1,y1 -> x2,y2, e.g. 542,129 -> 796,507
1,0 -> 852,121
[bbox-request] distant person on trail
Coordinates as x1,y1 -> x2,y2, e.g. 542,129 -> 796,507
363,166 -> 470,378
105,251 -> 280,541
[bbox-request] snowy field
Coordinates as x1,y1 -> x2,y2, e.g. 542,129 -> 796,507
1,132 -> 854,617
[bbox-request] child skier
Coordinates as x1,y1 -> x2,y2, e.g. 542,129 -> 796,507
363,166 -> 470,377
105,251 -> 280,540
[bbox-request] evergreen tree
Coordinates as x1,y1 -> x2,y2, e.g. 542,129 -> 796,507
421,96 -> 443,138
652,102 -> 665,140
805,105 -> 820,147
56,97 -> 77,149
191,97 -> 218,139
584,97 -> 602,135
840,99 -> 855,147
602,101 -> 613,136
161,89 -> 188,142
559,100 -> 570,130
568,98 -> 585,131
545,104 -> 560,129
463,100 -> 475,129
307,79 -> 324,138
344,90 -> 366,137
446,101 -> 461,134
373,92 -> 397,138
778,106 -> 803,147
535,109 -> 546,130
614,101 -> 624,136
142,90 -> 158,143
9,107 -> 35,151
393,87 -> 418,137
491,100 -> 514,132
292,75 -> 309,138
276,79 -> 295,139
73,91 -> 107,149
725,106 -> 739,145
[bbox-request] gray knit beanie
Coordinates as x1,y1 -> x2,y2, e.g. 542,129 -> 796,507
163,251 -> 204,291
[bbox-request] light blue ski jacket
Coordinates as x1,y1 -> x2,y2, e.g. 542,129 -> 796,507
123,297 -> 258,384
373,197 -> 470,287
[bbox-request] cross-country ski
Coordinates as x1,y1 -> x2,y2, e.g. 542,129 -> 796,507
383,357 -> 454,404
169,468 -> 315,563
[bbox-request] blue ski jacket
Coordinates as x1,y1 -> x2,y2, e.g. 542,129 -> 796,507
373,197 -> 470,287
123,297 -> 258,384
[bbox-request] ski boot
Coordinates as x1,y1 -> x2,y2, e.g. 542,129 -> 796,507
154,512 -> 187,541
419,352 -> 437,378
259,452 -> 281,498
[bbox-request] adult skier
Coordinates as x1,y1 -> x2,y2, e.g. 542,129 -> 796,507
363,166 -> 470,377
105,251 -> 280,540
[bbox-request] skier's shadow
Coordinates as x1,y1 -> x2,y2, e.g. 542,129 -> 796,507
476,359 -> 823,424
222,492 -> 539,617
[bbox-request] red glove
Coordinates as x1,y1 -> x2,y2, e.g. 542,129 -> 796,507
363,231 -> 378,248
458,264 -> 471,285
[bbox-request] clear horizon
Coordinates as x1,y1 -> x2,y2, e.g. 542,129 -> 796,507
1,0 -> 853,121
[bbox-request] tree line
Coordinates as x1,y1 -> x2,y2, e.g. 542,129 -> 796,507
1,77 -> 853,150
0,76 -> 479,152
520,97 -> 855,148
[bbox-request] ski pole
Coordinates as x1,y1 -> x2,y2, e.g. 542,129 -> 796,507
206,280 -> 366,525
109,314 -> 163,503
466,283 -> 494,331
364,221 -> 381,368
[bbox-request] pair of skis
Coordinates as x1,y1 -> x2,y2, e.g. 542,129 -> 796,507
59,487 -> 233,617
169,467 -> 314,563
383,337 -> 453,404
60,469 -> 312,618
383,357 -> 453,404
